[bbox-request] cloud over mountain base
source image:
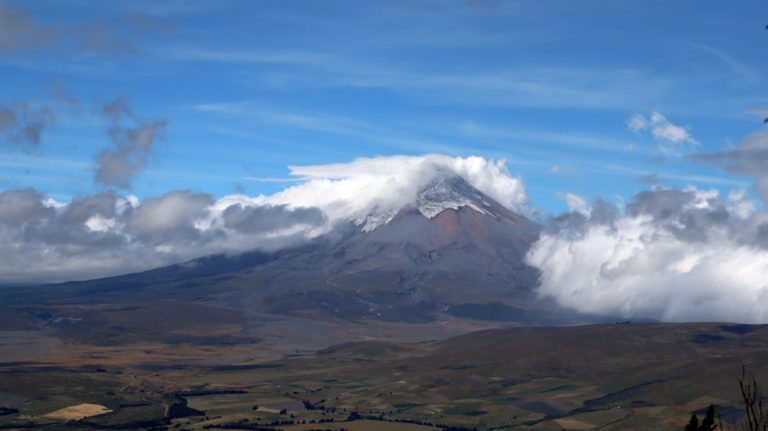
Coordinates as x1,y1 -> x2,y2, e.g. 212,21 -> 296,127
526,187 -> 768,323
0,154 -> 527,283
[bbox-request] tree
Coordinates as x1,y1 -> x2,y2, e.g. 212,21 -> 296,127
736,365 -> 767,431
701,405 -> 717,431
685,406 -> 717,431
686,414 -> 700,431
684,366 -> 768,431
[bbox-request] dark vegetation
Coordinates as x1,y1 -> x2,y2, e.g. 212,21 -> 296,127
165,396 -> 205,420
683,367 -> 768,431
0,407 -> 18,416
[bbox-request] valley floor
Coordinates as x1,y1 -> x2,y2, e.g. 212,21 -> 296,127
1,322 -> 766,430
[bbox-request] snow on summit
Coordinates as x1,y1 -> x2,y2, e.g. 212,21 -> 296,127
258,154 -> 529,231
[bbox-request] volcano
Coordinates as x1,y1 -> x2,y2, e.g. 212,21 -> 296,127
1,174 -> 587,349
243,174 -> 548,323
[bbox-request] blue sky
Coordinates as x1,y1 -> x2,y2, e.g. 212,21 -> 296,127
2,0 -> 767,213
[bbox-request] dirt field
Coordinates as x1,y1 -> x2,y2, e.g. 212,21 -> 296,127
43,403 -> 112,420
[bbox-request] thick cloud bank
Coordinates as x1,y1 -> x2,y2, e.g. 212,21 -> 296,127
526,186 -> 768,323
0,155 -> 526,283
0,188 -> 327,283
527,130 -> 768,323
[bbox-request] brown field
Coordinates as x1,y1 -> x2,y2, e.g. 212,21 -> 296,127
279,419 -> 441,430
553,417 -> 596,430
0,322 -> 766,430
43,403 -> 112,420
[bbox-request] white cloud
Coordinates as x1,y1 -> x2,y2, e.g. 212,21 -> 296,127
526,187 -> 768,323
0,154 -> 527,282
127,191 -> 211,235
626,114 -> 647,133
563,192 -> 590,216
648,111 -> 689,143
0,189 -> 326,283
257,154 -> 529,228
728,189 -> 755,219
628,110 -> 698,156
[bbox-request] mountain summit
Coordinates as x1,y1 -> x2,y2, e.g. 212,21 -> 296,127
416,174 -> 501,218
358,173 -> 529,232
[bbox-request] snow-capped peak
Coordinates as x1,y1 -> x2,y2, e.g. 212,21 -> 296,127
355,175 -> 500,232
416,175 -> 493,219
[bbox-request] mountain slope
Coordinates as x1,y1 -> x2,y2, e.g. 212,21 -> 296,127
209,174 -> 555,323
1,174 -> 587,337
